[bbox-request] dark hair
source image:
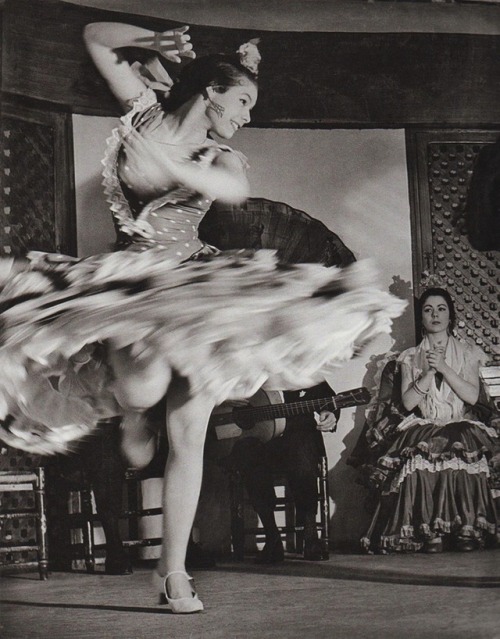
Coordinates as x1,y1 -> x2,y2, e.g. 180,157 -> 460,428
160,53 -> 258,112
418,287 -> 456,333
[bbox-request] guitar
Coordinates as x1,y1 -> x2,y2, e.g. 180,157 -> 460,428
210,386 -> 371,443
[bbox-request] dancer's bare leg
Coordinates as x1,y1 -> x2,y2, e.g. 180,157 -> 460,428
109,343 -> 171,411
157,375 -> 214,600
119,411 -> 160,469
108,343 -> 171,468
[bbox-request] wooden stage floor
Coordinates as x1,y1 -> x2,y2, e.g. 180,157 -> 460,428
1,550 -> 499,638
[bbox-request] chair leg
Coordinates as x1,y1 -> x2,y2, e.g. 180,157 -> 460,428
284,483 -> 298,553
126,473 -> 141,562
229,471 -> 245,561
293,507 -> 305,555
34,467 -> 49,580
79,486 -> 96,573
318,456 -> 330,560
228,458 -> 331,561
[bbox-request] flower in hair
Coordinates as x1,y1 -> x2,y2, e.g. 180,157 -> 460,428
237,38 -> 261,76
420,270 -> 447,290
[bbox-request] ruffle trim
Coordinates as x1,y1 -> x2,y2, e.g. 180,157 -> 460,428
396,415 -> 497,439
362,517 -> 497,553
100,90 -> 249,243
392,454 -> 490,491
101,88 -> 159,239
381,445 -> 492,471
0,254 -> 406,453
372,517 -> 497,552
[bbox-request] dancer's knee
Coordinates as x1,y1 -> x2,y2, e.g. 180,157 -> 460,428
111,350 -> 172,411
120,413 -> 159,469
165,382 -> 214,453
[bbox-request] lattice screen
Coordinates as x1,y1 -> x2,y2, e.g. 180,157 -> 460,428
1,117 -> 58,258
0,108 -> 70,569
408,131 -> 500,365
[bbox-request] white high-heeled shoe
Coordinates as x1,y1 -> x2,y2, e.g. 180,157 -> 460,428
153,570 -> 204,614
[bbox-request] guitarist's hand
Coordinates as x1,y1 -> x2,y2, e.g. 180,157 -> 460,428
315,411 -> 337,433
222,399 -> 255,430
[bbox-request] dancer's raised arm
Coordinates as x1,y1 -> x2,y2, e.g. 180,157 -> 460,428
83,22 -> 195,109
122,127 -> 251,203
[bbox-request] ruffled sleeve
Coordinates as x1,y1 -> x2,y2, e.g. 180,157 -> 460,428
101,89 -> 160,240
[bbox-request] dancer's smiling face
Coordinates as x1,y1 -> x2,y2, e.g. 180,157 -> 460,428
205,77 -> 258,139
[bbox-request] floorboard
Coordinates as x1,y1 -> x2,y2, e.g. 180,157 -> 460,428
1,550 -> 499,638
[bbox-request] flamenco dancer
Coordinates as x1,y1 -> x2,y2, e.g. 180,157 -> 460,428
0,22 -> 405,613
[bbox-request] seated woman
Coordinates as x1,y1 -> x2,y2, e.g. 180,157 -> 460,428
361,287 -> 499,553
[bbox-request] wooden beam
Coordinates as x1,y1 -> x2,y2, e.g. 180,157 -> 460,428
2,0 -> 500,126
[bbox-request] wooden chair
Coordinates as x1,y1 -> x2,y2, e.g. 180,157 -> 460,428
0,466 -> 49,580
228,455 -> 330,561
70,466 -> 163,572
63,418 -> 164,572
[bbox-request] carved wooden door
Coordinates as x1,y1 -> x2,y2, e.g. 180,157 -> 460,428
0,99 -> 75,570
406,130 -> 500,363
1,98 -> 75,259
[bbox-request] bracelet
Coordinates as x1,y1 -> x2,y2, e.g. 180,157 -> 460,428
413,379 -> 428,396
153,32 -> 162,51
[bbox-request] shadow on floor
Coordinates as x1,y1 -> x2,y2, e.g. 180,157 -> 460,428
217,552 -> 500,589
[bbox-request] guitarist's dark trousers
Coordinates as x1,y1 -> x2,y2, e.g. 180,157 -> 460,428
227,382 -> 337,560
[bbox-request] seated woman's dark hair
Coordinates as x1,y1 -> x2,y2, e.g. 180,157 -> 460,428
161,53 -> 258,111
418,287 -> 456,333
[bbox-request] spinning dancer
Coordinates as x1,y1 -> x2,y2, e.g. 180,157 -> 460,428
0,21 -> 405,613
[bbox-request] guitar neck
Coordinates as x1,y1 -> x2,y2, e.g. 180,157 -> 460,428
210,388 -> 370,428
242,397 -> 337,422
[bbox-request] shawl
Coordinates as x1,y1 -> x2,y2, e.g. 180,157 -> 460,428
398,336 -> 486,425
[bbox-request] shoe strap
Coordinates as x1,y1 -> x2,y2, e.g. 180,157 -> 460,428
165,570 -> 193,581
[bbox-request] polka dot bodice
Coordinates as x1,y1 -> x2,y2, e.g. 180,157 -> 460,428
122,185 -> 213,260
101,89 -> 246,260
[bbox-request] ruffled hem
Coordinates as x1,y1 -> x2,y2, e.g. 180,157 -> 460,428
395,415 -> 497,440
0,251 -> 406,453
374,517 -> 497,552
378,420 -> 498,480
389,454 -> 490,493
362,516 -> 497,553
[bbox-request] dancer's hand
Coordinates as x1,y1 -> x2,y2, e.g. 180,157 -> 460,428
136,26 -> 196,63
121,127 -> 173,190
221,399 -> 255,430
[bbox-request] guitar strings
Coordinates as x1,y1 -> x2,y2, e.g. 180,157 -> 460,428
231,390 -> 365,420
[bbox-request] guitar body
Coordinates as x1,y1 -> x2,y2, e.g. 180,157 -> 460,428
212,389 -> 286,443
210,385 -> 371,445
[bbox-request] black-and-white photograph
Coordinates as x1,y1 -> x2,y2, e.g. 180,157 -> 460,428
0,1 -> 499,637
